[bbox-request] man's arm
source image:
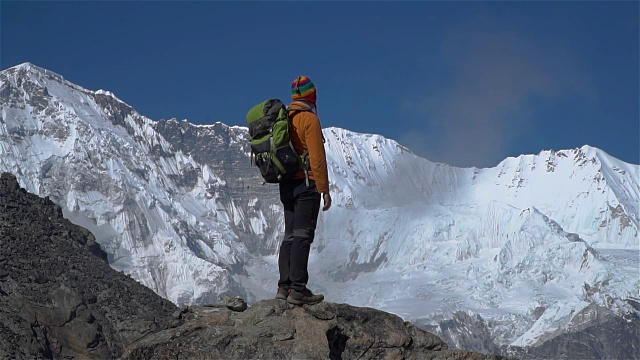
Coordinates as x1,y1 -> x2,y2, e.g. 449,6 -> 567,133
304,113 -> 331,210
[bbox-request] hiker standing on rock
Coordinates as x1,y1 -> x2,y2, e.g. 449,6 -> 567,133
276,76 -> 332,305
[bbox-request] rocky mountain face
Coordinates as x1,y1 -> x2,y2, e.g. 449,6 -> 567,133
1,62 -> 638,359
0,172 -> 179,359
152,119 -> 283,256
417,303 -> 640,360
509,302 -> 640,359
0,171 -> 504,360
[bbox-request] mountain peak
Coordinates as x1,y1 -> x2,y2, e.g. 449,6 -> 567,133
1,62 -> 140,113
94,89 -> 130,107
5,61 -> 36,71
4,62 -> 64,80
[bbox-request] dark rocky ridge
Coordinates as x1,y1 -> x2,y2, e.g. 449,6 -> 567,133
0,172 -> 179,359
0,172 -> 506,359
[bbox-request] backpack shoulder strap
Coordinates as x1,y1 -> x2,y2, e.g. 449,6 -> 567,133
286,101 -> 314,113
286,102 -> 326,143
286,107 -> 312,116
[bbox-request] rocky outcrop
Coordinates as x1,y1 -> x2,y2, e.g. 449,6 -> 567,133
123,300 -> 506,360
0,172 -> 178,359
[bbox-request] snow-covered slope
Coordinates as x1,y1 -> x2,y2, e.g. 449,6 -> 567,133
0,63 -> 251,304
1,63 -> 638,353
303,127 -> 638,349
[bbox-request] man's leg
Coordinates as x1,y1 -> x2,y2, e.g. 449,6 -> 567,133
277,182 -> 295,290
289,184 -> 321,292
277,233 -> 294,290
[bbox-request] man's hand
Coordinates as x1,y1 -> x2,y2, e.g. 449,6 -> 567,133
322,193 -> 332,211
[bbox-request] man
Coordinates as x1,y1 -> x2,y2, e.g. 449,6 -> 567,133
276,75 -> 332,305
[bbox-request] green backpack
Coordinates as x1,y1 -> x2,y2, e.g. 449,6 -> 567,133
246,99 -> 311,183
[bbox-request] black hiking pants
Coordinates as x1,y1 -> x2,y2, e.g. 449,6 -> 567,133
277,179 -> 321,292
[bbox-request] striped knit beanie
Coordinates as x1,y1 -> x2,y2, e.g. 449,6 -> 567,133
291,76 -> 317,104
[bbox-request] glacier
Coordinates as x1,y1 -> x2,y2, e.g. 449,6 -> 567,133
1,62 -> 638,352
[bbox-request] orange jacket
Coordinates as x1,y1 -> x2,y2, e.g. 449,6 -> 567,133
288,101 -> 330,193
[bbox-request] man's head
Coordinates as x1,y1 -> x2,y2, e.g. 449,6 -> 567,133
291,76 -> 317,104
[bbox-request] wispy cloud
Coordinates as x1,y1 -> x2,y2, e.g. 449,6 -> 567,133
401,22 -> 596,168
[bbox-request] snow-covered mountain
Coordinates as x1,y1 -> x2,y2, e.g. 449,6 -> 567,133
1,63 -> 638,356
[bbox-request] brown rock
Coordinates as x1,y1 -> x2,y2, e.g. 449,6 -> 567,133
123,300 -> 506,360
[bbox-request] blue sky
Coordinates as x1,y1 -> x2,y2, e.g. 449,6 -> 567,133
2,1 -> 638,167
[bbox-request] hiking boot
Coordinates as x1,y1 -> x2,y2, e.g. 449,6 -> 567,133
287,288 -> 324,305
275,287 -> 289,300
